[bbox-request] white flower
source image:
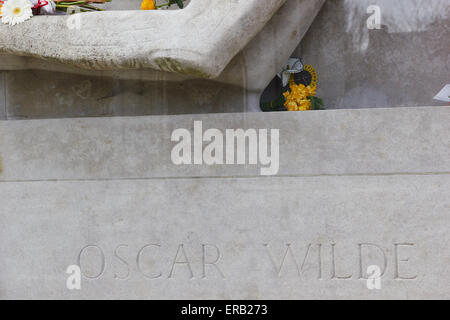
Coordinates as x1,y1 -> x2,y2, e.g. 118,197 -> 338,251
1,0 -> 32,25
30,0 -> 55,15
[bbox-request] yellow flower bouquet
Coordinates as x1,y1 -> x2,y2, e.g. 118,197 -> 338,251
283,83 -> 317,111
261,62 -> 324,112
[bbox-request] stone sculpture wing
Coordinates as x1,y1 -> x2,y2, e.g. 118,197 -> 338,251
0,0 -> 287,78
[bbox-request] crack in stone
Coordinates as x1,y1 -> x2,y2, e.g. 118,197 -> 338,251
0,171 -> 449,183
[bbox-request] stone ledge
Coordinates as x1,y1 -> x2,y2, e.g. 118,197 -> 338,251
0,106 -> 448,181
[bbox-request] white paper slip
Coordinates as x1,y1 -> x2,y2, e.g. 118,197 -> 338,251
433,84 -> 450,103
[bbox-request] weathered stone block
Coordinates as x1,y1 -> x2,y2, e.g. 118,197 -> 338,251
0,107 -> 449,299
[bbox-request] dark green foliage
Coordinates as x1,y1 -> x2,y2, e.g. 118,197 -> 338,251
169,0 -> 184,8
308,96 -> 325,110
260,96 -> 287,112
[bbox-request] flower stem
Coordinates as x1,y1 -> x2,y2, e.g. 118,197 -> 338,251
155,2 -> 170,9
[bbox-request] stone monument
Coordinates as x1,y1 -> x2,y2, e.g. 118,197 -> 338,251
0,0 -> 448,299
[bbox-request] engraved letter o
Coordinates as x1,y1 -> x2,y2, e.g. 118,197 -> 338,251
78,245 -> 106,279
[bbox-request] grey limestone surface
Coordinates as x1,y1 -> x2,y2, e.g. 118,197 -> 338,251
0,106 -> 449,181
296,0 -> 450,109
2,69 -> 247,119
0,107 -> 449,299
0,72 -> 5,120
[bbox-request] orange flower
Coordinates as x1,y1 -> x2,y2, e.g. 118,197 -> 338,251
283,83 -> 316,111
141,0 -> 155,10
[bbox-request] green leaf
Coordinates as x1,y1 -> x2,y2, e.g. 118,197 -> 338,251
308,96 -> 325,110
175,0 -> 184,8
168,0 -> 184,9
